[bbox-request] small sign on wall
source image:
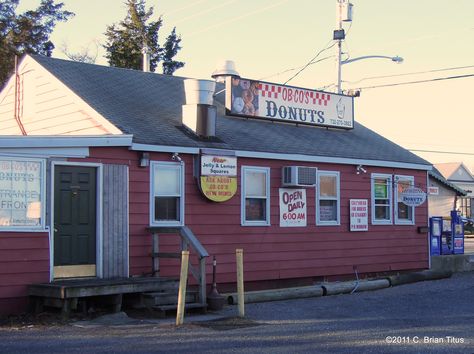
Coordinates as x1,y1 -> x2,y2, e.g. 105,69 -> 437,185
279,188 -> 307,227
350,199 -> 368,232
199,155 -> 238,202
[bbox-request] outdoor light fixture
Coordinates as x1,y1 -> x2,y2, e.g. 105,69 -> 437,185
356,165 -> 367,175
172,152 -> 182,162
139,152 -> 150,167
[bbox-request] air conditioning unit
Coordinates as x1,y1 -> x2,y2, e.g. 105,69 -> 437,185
282,166 -> 317,187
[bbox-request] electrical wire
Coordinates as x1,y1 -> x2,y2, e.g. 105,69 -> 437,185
409,149 -> 474,157
259,55 -> 334,81
352,73 -> 474,90
344,64 -> 474,85
283,40 -> 337,85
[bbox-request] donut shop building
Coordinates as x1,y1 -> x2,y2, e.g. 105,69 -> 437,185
0,55 -> 431,314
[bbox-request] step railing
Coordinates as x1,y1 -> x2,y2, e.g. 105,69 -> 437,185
147,226 -> 209,304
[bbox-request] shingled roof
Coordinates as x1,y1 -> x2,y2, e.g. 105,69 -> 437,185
32,55 -> 430,167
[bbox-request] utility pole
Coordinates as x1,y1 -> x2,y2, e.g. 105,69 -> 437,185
334,0 -> 353,94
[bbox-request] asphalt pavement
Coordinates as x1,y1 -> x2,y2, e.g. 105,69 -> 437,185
1,272 -> 473,354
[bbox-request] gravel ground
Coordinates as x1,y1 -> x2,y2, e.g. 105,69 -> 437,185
0,272 -> 473,354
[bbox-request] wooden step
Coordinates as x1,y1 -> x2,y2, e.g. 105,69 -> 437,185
152,302 -> 207,315
142,291 -> 197,306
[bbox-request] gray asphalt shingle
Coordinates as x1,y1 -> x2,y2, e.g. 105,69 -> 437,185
32,55 -> 430,167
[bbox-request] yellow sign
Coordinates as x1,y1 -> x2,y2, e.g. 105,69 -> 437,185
200,176 -> 237,202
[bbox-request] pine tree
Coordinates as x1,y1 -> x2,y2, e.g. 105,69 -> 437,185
103,0 -> 184,75
0,0 -> 74,87
162,28 -> 184,75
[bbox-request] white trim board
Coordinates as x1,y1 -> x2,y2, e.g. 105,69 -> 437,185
130,143 -> 432,171
0,135 -> 133,148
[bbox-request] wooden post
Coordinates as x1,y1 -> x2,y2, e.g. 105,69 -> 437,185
176,250 -> 190,326
236,248 -> 245,317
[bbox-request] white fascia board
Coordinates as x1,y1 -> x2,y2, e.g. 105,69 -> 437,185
130,143 -> 432,171
0,135 -> 133,148
27,55 -> 123,135
131,143 -> 200,154
0,147 -> 89,158
235,150 -> 433,171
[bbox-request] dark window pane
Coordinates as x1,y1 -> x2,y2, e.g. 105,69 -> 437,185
245,198 -> 266,221
397,202 -> 412,221
375,205 -> 390,220
319,200 -> 337,222
155,197 -> 179,221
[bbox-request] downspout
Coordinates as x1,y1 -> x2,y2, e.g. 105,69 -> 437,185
14,56 -> 27,136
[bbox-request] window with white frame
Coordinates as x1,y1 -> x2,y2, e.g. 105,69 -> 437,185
241,166 -> 270,226
394,175 -> 415,224
150,162 -> 184,226
371,173 -> 392,224
0,157 -> 45,230
317,171 -> 340,225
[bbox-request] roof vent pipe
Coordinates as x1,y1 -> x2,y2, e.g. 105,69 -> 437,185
211,60 -> 240,82
142,45 -> 150,72
182,79 -> 217,138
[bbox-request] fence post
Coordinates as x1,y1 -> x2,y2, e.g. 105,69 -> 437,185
236,248 -> 245,317
176,250 -> 190,326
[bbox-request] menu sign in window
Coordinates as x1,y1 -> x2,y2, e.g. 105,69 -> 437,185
0,158 -> 44,228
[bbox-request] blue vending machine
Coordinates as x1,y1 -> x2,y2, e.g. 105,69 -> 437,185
440,217 -> 453,255
451,210 -> 465,255
429,217 -> 442,256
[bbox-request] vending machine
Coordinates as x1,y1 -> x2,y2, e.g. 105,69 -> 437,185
451,210 -> 465,255
429,217 -> 442,256
440,217 -> 453,255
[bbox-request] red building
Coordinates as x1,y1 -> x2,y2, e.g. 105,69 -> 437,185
0,55 -> 431,315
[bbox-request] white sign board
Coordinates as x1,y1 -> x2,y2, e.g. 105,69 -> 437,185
0,158 -> 43,227
227,77 -> 354,129
279,188 -> 307,227
428,186 -> 439,195
350,199 -> 368,232
400,187 -> 426,207
201,155 -> 237,176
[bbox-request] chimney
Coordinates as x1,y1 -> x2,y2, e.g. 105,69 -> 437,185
142,45 -> 150,72
182,79 -> 217,138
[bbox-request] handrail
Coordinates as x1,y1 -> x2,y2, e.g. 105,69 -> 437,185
180,226 -> 209,259
147,226 -> 209,304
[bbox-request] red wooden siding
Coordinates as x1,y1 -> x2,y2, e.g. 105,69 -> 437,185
83,147 -> 429,287
0,232 -> 49,314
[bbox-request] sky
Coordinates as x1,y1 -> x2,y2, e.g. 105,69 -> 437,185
18,0 -> 474,172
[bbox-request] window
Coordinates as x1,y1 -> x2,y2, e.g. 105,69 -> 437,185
150,162 -> 184,226
241,166 -> 270,226
457,197 -> 472,218
317,171 -> 340,225
394,175 -> 415,224
371,173 -> 392,224
0,157 -> 45,230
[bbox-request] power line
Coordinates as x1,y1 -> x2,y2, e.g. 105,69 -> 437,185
344,64 -> 474,84
352,73 -> 474,90
409,149 -> 474,157
283,41 -> 336,85
259,55 -> 334,81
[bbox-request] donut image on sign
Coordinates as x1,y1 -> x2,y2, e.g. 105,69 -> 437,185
231,79 -> 259,116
